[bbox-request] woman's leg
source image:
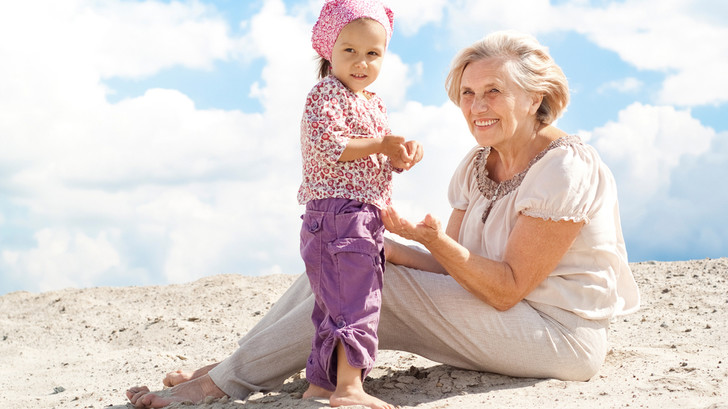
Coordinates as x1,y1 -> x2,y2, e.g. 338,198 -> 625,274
126,274 -> 316,407
130,261 -> 608,407
207,262 -> 607,401
207,273 -> 316,398
377,263 -> 609,381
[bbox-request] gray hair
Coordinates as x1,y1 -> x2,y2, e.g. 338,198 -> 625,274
445,30 -> 569,125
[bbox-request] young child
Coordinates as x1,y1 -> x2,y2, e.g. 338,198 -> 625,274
298,1 -> 421,408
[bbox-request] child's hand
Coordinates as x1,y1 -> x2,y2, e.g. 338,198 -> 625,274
388,139 -> 423,170
401,140 -> 423,170
380,134 -> 407,161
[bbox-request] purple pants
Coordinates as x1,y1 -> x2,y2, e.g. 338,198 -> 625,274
300,198 -> 385,390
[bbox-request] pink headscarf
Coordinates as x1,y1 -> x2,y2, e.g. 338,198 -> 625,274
312,0 -> 394,62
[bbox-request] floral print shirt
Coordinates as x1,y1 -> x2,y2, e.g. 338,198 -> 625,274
298,75 -> 396,209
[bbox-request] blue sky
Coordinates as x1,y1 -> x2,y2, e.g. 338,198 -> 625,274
1,0 -> 727,294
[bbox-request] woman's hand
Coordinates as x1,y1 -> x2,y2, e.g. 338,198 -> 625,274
381,227 -> 449,275
381,206 -> 442,245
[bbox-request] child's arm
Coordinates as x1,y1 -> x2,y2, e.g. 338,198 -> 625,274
338,134 -> 408,162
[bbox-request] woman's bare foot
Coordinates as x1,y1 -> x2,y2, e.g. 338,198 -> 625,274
163,363 -> 219,387
126,374 -> 226,408
330,386 -> 395,409
302,383 -> 333,399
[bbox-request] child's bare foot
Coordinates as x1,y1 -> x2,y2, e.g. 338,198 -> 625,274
327,342 -> 394,408
126,374 -> 226,408
162,363 -> 219,387
302,383 -> 334,399
330,385 -> 395,409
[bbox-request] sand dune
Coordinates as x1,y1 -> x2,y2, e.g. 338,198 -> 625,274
1,259 -> 726,408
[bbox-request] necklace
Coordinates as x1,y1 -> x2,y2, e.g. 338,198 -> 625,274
475,135 -> 582,223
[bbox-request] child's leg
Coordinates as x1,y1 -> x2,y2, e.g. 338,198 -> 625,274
300,199 -> 390,407
329,341 -> 394,409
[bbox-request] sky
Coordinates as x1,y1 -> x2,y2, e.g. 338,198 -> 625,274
1,0 -> 727,295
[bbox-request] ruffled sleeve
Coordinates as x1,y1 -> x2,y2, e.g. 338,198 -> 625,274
515,143 -> 607,224
448,146 -> 483,211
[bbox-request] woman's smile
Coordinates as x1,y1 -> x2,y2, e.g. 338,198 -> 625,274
475,118 -> 499,127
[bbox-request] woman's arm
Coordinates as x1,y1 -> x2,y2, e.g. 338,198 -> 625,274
382,206 -> 584,311
383,238 -> 447,274
383,208 -> 465,275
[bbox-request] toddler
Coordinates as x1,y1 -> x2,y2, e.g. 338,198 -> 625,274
298,1 -> 421,408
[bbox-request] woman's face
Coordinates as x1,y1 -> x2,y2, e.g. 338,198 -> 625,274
459,58 -> 541,148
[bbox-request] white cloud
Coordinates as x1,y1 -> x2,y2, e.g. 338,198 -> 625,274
1,0 -> 726,293
439,0 -> 728,107
371,55 -> 423,110
659,61 -> 728,106
590,102 -> 715,220
597,77 -> 643,94
2,228 -> 121,292
563,0 -> 728,106
82,0 -> 233,78
387,100 -> 474,223
581,103 -> 727,261
0,0 -> 427,293
0,0 -> 299,292
243,0 -> 318,107
442,0 -> 550,48
386,0 -> 448,36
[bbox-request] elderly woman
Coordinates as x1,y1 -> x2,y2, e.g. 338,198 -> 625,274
126,30 -> 639,408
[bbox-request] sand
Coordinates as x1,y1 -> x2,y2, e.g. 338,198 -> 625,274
1,259 -> 726,409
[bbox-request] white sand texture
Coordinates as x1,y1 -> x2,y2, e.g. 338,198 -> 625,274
1,259 -> 726,408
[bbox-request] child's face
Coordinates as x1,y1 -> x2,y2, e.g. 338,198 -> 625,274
330,18 -> 387,96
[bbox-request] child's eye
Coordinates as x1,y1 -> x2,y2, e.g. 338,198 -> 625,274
368,51 -> 380,56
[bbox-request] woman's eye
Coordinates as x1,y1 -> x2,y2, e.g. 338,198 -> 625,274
489,88 -> 500,93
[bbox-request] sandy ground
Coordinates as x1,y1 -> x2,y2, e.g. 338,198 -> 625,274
1,258 -> 726,409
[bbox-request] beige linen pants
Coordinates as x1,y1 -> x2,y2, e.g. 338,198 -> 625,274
208,263 -> 609,399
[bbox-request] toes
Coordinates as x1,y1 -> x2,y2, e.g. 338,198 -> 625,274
126,386 -> 150,403
130,391 -> 148,406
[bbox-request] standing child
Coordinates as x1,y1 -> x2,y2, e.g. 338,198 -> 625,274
298,1 -> 421,408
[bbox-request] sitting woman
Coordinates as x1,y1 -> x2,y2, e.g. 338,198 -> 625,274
126,30 -> 640,408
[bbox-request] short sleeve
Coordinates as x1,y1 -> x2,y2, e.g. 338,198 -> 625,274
516,143 -> 608,223
302,81 -> 351,164
448,146 -> 483,210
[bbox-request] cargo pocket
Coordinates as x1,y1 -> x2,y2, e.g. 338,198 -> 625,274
300,211 -> 325,293
327,237 -> 381,310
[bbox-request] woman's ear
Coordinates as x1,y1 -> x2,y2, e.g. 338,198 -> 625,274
529,93 -> 544,116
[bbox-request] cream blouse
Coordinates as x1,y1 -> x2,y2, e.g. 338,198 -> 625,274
448,135 -> 640,320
